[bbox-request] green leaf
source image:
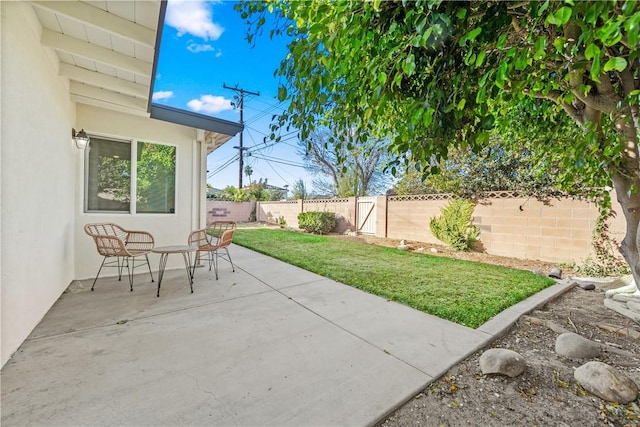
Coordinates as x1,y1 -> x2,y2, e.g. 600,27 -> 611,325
534,37 -> 546,59
546,13 -> 562,26
423,108 -> 435,127
515,50 -> 529,70
460,27 -> 482,46
584,43 -> 600,60
475,50 -> 486,67
476,131 -> 490,144
625,12 -> 640,47
403,54 -> 416,76
457,98 -> 466,111
603,57 -> 628,72
554,7 -> 572,25
456,8 -> 467,20
277,86 -> 287,101
378,72 -> 387,85
496,34 -> 507,49
589,53 -> 601,83
553,37 -> 566,53
480,114 -> 495,130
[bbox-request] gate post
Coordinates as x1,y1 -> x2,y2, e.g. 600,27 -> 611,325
375,195 -> 388,238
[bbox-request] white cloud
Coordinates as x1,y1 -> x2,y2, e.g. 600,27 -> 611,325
186,41 -> 215,53
187,95 -> 234,114
152,90 -> 174,101
166,0 -> 224,41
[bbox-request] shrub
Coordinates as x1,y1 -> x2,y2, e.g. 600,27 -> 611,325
298,211 -> 336,234
429,198 -> 480,251
276,216 -> 287,228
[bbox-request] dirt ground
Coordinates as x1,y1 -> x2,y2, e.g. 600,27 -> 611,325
330,234 -> 640,427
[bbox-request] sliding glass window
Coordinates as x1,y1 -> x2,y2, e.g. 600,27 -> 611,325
85,137 -> 176,214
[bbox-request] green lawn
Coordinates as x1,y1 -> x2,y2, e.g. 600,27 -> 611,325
232,228 -> 555,329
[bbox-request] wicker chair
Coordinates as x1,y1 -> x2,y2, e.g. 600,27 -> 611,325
84,223 -> 155,291
188,221 -> 236,280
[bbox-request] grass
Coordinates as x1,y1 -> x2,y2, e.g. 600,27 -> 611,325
232,228 -> 555,329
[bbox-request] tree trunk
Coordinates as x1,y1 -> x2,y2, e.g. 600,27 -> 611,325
610,115 -> 640,292
611,173 -> 640,292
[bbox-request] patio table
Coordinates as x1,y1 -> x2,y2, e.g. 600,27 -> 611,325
152,245 -> 197,297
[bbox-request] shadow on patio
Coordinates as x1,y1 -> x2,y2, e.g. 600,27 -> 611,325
2,245 -> 506,426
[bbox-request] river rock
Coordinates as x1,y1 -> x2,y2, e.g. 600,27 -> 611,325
479,348 -> 526,377
574,361 -> 639,404
555,332 -> 601,359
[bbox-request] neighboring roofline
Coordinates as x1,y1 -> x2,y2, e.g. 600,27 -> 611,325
150,103 -> 243,136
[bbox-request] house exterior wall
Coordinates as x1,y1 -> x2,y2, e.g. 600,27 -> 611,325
1,3 -> 210,368
74,105 -> 205,280
1,2 -> 77,367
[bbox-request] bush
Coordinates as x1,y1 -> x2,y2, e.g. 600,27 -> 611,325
429,199 -> 480,251
298,211 -> 336,234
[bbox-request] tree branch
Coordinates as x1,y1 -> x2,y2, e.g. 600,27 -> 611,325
531,90 -> 585,126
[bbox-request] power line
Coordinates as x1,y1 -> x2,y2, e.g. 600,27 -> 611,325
207,153 -> 239,179
250,154 -> 307,168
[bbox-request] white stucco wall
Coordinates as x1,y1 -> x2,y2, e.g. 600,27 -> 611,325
1,3 -> 209,368
1,3 -> 76,366
75,105 -> 206,280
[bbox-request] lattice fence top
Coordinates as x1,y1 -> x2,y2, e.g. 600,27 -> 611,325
265,200 -> 299,205
304,198 -> 350,204
387,190 -> 591,202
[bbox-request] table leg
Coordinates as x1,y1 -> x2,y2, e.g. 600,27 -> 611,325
157,253 -> 169,297
181,252 -> 194,294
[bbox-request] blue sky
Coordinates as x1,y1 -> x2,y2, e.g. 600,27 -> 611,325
152,0 -> 309,191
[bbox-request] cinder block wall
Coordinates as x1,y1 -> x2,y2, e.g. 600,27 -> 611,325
303,198 -> 356,233
206,200 -> 255,223
252,192 -> 627,265
257,200 -> 303,228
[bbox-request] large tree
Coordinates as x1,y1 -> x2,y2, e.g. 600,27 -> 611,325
239,1 -> 640,289
300,128 -> 388,197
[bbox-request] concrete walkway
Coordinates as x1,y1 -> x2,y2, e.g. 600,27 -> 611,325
1,245 -> 573,426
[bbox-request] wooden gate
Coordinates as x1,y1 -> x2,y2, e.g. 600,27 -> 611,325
356,197 -> 376,235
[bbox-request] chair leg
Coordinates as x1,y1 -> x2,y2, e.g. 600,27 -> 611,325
127,257 -> 134,291
225,248 -> 235,273
213,250 -> 219,280
91,257 -> 108,291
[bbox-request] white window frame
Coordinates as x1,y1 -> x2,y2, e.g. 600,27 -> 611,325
83,133 -> 178,215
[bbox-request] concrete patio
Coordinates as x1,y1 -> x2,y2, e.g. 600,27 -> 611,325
1,245 -> 573,426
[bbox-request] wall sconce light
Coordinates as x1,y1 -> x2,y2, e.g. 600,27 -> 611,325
72,128 -> 90,149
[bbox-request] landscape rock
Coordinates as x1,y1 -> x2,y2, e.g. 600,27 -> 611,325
574,361 -> 639,404
430,247 -> 438,253
555,333 -> 601,359
479,348 -> 526,378
548,267 -> 562,279
578,282 -> 596,290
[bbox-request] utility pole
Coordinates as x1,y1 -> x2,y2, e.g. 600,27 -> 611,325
223,84 -> 260,189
